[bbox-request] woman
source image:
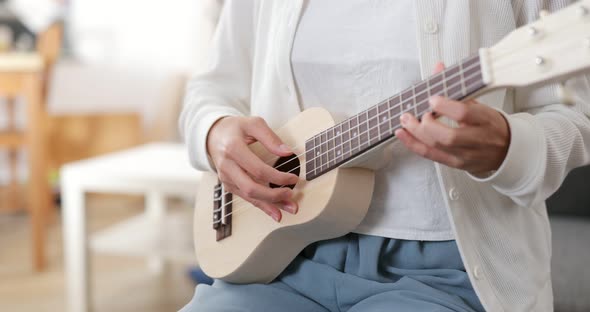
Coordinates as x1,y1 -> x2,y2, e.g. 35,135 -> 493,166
179,1 -> 590,311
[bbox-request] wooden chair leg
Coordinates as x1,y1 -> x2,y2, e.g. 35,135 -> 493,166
6,97 -> 21,212
42,114 -> 55,225
24,73 -> 48,271
8,150 -> 20,211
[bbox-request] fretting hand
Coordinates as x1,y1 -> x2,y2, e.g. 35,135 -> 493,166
394,63 -> 511,175
207,116 -> 299,222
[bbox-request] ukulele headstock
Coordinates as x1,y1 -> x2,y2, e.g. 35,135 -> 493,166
481,0 -> 590,89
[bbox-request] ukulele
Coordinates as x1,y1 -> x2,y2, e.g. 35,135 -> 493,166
193,0 -> 590,284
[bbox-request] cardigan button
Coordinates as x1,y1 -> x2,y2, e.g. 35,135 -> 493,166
473,265 -> 484,280
424,21 -> 439,34
448,187 -> 460,201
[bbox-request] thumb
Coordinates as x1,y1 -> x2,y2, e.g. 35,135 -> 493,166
245,117 -> 293,157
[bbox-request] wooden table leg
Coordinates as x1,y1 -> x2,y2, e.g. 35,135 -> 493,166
62,167 -> 90,312
24,72 -> 50,271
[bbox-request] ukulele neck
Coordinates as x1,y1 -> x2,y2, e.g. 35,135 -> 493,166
304,54 -> 487,181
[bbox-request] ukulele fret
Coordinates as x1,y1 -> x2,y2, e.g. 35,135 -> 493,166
358,111 -> 368,151
350,115 -> 360,153
367,106 -> 379,143
341,119 -> 351,160
320,131 -> 327,172
445,65 -> 462,99
415,81 -> 430,119
377,101 -> 390,139
334,123 -> 343,162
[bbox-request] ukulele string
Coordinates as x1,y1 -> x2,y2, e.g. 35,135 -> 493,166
211,75 -> 482,224
213,60 -> 483,205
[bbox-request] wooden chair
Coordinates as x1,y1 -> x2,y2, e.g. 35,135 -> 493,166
0,22 -> 62,270
2,23 -> 62,212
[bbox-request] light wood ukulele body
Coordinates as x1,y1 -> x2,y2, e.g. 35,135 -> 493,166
194,107 -> 375,284
194,0 -> 590,284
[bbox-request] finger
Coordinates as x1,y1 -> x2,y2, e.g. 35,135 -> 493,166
216,181 -> 282,222
429,96 -> 485,125
221,181 -> 239,194
278,200 -> 298,214
254,200 -> 283,222
227,161 -> 293,203
232,188 -> 283,222
395,128 -> 462,168
421,112 -> 473,148
230,180 -> 298,215
231,142 -> 299,186
400,113 -> 436,147
433,62 -> 445,74
244,117 -> 293,157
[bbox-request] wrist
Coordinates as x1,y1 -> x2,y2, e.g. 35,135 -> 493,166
206,116 -> 232,157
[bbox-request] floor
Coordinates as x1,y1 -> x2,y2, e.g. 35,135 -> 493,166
0,194 -> 195,312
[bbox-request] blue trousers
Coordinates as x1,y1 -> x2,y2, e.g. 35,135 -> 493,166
180,234 -> 485,312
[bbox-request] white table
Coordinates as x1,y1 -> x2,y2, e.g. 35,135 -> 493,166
61,143 -> 202,312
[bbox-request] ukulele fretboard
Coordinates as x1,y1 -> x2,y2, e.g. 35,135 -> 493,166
304,54 -> 486,180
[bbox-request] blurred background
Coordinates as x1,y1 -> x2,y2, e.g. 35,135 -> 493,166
0,0 -> 221,311
0,1 -> 589,312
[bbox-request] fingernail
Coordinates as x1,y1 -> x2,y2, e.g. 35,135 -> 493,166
429,96 -> 441,107
280,144 -> 292,153
283,203 -> 298,214
400,114 -> 409,125
273,212 -> 281,222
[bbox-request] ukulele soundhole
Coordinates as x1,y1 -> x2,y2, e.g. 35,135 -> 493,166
269,154 -> 300,190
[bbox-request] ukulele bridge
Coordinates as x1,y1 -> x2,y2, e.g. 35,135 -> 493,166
212,181 -> 232,241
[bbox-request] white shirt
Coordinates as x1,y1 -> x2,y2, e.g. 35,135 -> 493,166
291,0 -> 453,241
180,1 -> 590,310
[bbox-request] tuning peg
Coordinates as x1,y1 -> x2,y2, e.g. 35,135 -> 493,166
578,5 -> 589,17
557,82 -> 575,106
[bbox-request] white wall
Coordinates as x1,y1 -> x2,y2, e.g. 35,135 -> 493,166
68,0 -> 221,73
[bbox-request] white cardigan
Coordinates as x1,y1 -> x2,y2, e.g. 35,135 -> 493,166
179,1 -> 590,311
